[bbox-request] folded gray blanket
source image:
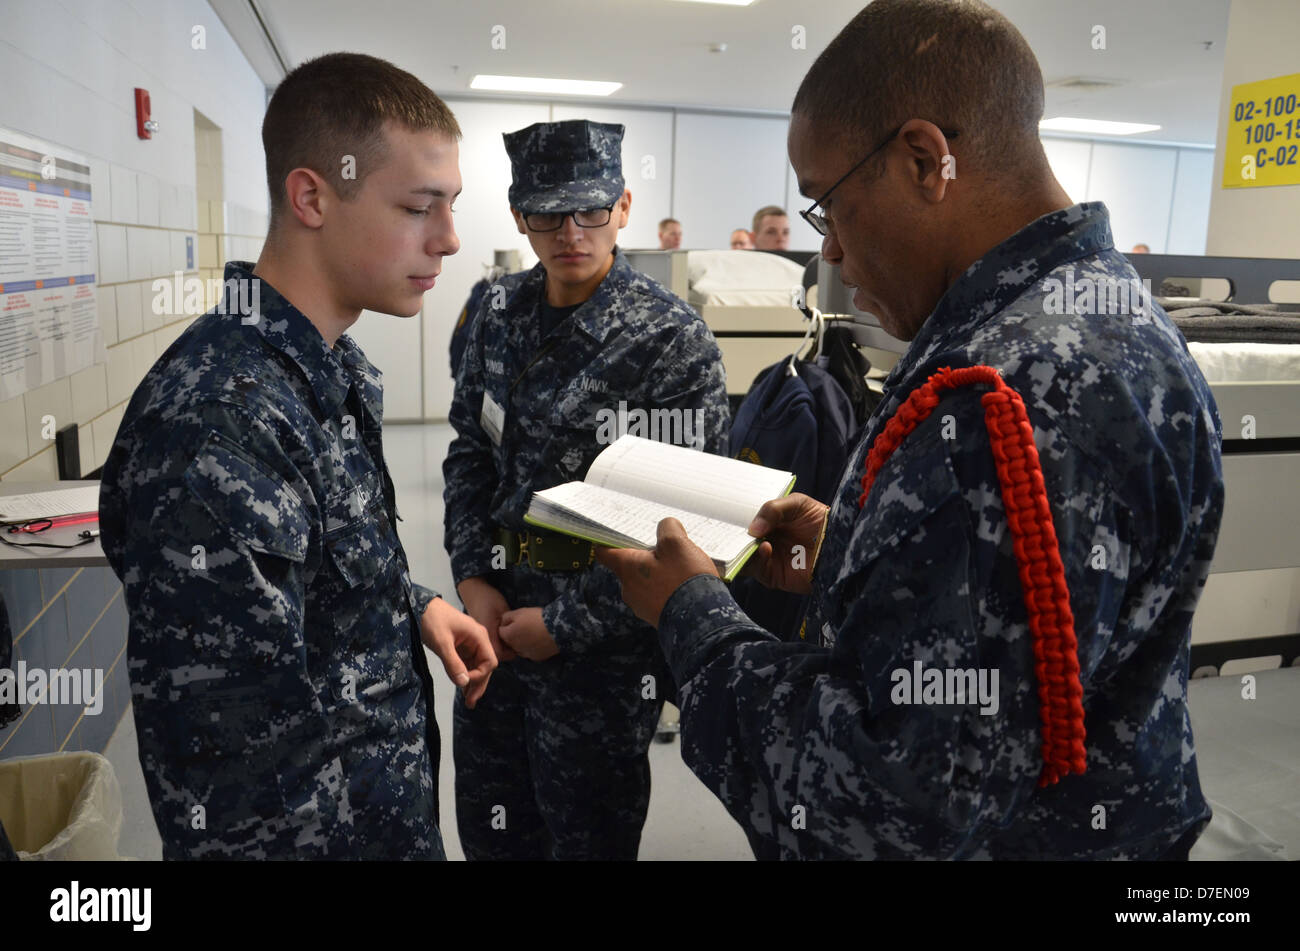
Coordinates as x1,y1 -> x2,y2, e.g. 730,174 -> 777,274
1160,298 -> 1300,344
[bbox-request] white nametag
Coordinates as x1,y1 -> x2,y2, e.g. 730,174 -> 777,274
480,391 -> 506,445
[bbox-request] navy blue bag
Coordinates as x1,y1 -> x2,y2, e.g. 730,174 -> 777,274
728,358 -> 861,640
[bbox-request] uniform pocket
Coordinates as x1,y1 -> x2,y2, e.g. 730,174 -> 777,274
183,431 -> 310,563
325,518 -> 396,589
159,681 -> 289,830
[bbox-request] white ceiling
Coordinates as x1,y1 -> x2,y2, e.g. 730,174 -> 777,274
228,0 -> 1232,145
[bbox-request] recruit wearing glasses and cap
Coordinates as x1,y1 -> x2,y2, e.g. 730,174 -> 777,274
442,119 -> 730,860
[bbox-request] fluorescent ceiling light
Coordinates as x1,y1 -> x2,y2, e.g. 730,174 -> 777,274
1039,117 -> 1161,136
470,75 -> 622,96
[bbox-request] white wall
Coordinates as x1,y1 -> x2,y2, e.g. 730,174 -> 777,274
671,112 -> 790,250
0,0 -> 268,481
1041,135 -> 1214,254
1206,0 -> 1300,259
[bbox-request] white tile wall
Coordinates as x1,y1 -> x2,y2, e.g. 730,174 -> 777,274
91,405 -> 126,472
114,282 -> 144,340
6,447 -> 59,482
23,378 -> 73,454
109,165 -> 138,225
89,158 -> 111,222
150,229 -> 170,278
126,226 -> 152,281
69,365 -> 109,421
77,423 -> 96,478
128,335 -> 158,387
95,286 -> 118,345
0,397 -> 29,473
137,174 -> 160,228
105,342 -> 137,407
96,224 -> 127,284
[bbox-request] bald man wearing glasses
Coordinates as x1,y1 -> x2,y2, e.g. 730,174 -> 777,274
598,0 -> 1223,861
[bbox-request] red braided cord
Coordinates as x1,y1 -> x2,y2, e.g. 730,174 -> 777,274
857,366 -> 1087,787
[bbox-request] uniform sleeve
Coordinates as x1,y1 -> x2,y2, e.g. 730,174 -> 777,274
117,404 -> 337,859
409,583 -> 440,624
543,319 -> 732,655
654,395 -> 1120,858
443,296 -> 501,585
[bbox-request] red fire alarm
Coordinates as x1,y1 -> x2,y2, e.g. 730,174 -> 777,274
135,88 -> 157,139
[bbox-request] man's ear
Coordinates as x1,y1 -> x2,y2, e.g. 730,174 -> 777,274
617,189 -> 631,228
510,207 -> 527,236
898,119 -> 953,204
282,167 -> 330,230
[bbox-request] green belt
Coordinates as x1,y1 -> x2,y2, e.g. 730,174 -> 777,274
493,526 -> 596,572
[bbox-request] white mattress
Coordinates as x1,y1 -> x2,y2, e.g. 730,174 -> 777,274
1188,342 -> 1300,383
687,250 -> 806,308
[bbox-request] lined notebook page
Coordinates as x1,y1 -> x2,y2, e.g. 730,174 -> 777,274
0,485 -> 100,522
585,435 -> 792,527
534,481 -> 755,562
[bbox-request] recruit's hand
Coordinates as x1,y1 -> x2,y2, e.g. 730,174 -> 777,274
497,607 -> 559,662
457,576 -> 517,661
596,518 -> 718,628
420,596 -> 497,708
743,493 -> 830,595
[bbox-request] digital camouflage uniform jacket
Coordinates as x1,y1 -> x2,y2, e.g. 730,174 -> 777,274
444,248 -> 730,657
657,203 -> 1224,859
101,262 -> 444,860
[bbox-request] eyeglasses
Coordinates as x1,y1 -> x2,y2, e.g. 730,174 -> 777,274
799,124 -> 959,236
523,205 -> 615,232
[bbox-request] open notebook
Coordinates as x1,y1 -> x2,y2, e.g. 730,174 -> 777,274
524,435 -> 795,581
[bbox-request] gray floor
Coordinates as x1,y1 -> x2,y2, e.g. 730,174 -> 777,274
102,422 -> 1298,861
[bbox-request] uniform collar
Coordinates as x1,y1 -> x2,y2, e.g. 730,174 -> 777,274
511,246 -> 636,345
224,260 -> 378,421
883,201 -> 1115,392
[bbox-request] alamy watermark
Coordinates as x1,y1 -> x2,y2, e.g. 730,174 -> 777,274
1042,268 -> 1154,324
0,663 -> 104,715
50,881 -> 150,931
890,660 -> 999,715
594,401 -> 707,450
151,271 -> 261,323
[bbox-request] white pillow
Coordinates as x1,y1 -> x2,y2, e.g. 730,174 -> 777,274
686,249 -> 807,294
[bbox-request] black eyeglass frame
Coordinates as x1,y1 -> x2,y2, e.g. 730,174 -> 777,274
799,124 -> 960,236
522,204 -> 617,233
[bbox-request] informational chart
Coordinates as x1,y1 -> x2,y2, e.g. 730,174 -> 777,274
0,127 -> 104,401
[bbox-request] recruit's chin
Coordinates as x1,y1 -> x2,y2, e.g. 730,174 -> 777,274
368,294 -> 426,319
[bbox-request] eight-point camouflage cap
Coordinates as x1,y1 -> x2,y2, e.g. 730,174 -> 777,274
504,120 -> 625,215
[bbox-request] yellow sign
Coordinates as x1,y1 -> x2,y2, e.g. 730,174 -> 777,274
1222,72 -> 1300,188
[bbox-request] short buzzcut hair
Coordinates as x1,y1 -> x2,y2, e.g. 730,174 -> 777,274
792,0 -> 1047,181
752,205 -> 787,234
658,217 -> 680,231
262,52 -> 461,230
